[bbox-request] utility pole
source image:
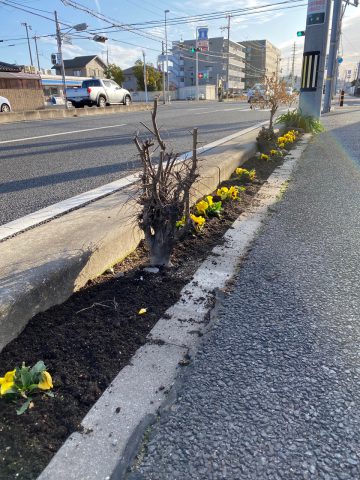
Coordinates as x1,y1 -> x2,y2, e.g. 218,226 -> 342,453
299,0 -> 331,118
291,42 -> 296,88
107,46 -> 109,65
164,9 -> 170,103
21,22 -> 33,67
54,11 -> 67,109
195,49 -> 199,101
162,41 -> 166,104
33,36 -> 41,71
323,0 -> 342,113
142,51 -> 148,103
220,15 -> 231,97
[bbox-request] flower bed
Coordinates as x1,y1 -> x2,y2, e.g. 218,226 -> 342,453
0,137 -> 300,479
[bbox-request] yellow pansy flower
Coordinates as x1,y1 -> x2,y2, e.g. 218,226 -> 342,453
38,371 -> 53,391
260,154 -> 269,161
190,214 -> 205,227
279,143 -> 285,148
216,187 -> 229,200
195,200 -> 209,216
0,369 -> 16,395
228,186 -> 239,200
206,195 -> 213,206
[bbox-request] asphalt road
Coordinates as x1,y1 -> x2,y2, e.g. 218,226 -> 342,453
128,107 -> 360,479
0,101 -> 270,225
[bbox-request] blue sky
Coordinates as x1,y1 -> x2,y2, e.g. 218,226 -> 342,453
0,0 -> 358,78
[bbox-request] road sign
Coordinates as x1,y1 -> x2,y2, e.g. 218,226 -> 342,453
307,0 -> 327,25
196,27 -> 209,52
301,51 -> 320,91
337,57 -> 343,64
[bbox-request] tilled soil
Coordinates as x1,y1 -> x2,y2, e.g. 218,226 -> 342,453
0,155 -> 283,480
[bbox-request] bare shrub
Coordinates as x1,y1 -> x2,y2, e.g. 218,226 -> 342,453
134,99 -> 199,267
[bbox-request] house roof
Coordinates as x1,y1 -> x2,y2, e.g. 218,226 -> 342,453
0,61 -> 22,73
123,67 -> 135,75
0,71 -> 40,79
61,55 -> 107,69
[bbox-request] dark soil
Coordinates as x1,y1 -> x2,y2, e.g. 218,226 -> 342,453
0,154 -> 284,480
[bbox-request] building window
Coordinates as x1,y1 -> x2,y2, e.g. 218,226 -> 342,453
73,70 -> 81,76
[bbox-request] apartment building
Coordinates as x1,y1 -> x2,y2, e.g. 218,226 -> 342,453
241,40 -> 281,88
170,37 -> 245,91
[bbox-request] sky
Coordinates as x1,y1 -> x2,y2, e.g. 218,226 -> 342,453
0,0 -> 359,79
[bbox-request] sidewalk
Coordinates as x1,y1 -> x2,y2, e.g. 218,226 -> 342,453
127,108 -> 360,479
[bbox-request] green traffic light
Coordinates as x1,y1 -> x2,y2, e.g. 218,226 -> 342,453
191,47 -> 196,53
297,31 -> 305,37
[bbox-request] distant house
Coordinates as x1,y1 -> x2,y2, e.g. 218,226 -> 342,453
0,61 -> 43,111
122,67 -> 138,91
54,55 -> 107,78
0,61 -> 22,73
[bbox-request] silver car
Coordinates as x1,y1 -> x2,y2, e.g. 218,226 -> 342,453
0,96 -> 11,112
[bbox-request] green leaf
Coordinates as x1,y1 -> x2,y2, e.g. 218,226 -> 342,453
20,368 -> 32,388
16,398 -> 31,415
30,360 -> 46,383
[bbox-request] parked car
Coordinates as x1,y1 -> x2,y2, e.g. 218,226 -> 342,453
65,79 -> 132,108
50,95 -> 66,105
0,96 -> 11,112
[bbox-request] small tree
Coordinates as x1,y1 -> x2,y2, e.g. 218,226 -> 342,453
263,75 -> 291,129
104,64 -> 125,86
133,59 -> 162,91
134,99 -> 199,266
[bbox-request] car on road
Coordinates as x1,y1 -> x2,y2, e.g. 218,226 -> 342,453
65,78 -> 132,108
0,95 -> 11,112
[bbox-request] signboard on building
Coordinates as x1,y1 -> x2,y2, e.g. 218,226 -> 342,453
306,0 -> 327,25
196,27 -> 209,52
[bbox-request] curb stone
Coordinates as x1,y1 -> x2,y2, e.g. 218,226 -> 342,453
37,135 -> 311,480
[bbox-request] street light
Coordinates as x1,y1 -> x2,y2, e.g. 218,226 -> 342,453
164,9 -> 170,103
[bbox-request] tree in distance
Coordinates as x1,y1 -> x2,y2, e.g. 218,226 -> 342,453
133,59 -> 162,91
104,64 -> 125,86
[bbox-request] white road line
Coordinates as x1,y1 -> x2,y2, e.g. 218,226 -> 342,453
0,123 -> 128,145
0,120 -> 269,242
194,107 -> 250,115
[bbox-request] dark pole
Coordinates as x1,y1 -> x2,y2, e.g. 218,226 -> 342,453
33,36 -> 41,71
22,22 -> 33,66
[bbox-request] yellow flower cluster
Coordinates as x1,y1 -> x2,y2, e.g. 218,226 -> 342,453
216,186 -> 239,200
260,154 -> 269,161
235,168 -> 256,182
277,130 -> 298,149
0,368 -> 53,396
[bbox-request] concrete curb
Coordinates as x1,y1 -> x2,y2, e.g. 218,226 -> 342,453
0,103 -> 152,124
37,135 -> 312,480
0,127 -> 259,352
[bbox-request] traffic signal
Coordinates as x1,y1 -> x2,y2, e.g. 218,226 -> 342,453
198,72 -> 203,79
297,31 -> 305,37
191,47 -> 202,53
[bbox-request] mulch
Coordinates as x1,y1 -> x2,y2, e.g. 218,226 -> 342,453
0,154 -> 284,480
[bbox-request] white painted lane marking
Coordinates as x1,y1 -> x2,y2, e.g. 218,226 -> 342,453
0,120 -> 269,242
194,107 -> 251,115
0,123 -> 128,145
